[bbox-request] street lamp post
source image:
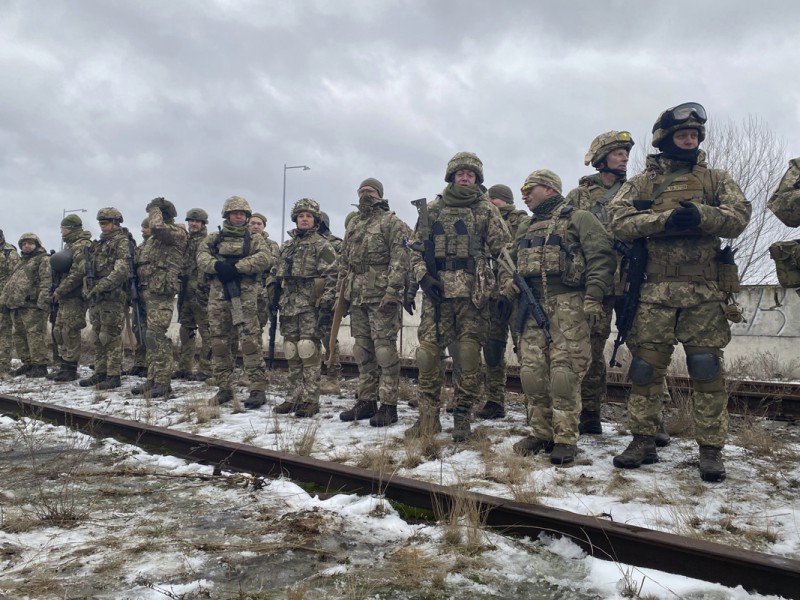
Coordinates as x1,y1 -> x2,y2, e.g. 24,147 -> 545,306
281,163 -> 310,244
61,208 -> 88,248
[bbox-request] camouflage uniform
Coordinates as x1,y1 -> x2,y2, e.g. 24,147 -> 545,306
50,217 -> 92,380
197,196 -> 273,407
318,211 -> 343,389
274,199 -> 338,417
0,233 -> 51,377
250,212 -> 280,336
132,199 -> 188,397
80,209 -> 131,389
767,157 -> 800,227
337,178 -> 411,426
0,231 -> 20,376
176,209 -> 213,380
129,220 -> 152,376
607,103 -> 751,481
508,171 -> 615,464
408,152 -> 511,441
477,184 -> 528,419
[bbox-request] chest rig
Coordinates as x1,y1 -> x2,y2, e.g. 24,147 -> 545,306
345,212 -> 392,274
644,165 -> 717,236
517,206 -> 585,287
430,205 -> 483,274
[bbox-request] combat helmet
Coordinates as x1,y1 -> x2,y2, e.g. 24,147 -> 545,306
18,232 -> 42,248
584,131 -> 634,168
97,207 -> 123,223
185,208 -> 209,224
651,102 -> 707,148
221,195 -> 252,219
50,248 -> 74,274
291,198 -> 321,223
522,169 -> 562,195
147,197 -> 177,220
445,151 -> 484,184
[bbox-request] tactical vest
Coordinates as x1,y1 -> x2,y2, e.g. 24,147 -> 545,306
137,227 -> 185,296
344,212 -> 394,274
430,205 -> 483,274
279,232 -> 329,279
516,206 -> 586,287
0,244 -> 18,285
212,230 -> 251,260
91,229 -> 127,279
586,180 -> 622,225
642,165 -> 718,237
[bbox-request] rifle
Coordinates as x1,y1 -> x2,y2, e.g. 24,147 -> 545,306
177,274 -> 188,316
84,246 -> 96,303
209,228 -> 246,332
327,273 -> 349,368
410,198 -> 442,343
267,281 -> 281,370
126,234 -> 147,347
497,249 -> 552,344
49,268 -> 60,362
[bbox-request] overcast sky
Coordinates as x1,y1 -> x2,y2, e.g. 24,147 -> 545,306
3,0 -> 800,250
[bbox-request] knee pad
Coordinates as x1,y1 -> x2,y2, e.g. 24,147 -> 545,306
416,341 -> 439,375
483,339 -> 505,368
283,340 -> 298,361
145,329 -> 159,352
98,332 -> 112,347
212,341 -> 229,358
686,351 -> 721,383
454,339 -> 481,373
352,337 -> 372,366
628,356 -> 654,386
551,366 -> 579,399
375,342 -> 398,369
297,339 -> 318,360
240,339 -> 259,356
519,365 -> 540,396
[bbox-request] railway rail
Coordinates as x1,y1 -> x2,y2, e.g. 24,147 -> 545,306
1,393 -> 798,597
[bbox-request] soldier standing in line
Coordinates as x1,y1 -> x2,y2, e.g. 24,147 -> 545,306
607,102 -> 751,481
503,170 -> 615,465
0,233 -> 51,377
49,215 -> 92,381
273,198 -> 338,417
318,211 -> 343,394
475,184 -> 528,420
174,208 -> 213,382
767,157 -> 800,227
337,178 -> 410,427
407,152 -> 511,442
248,212 -> 280,340
131,198 -> 188,398
0,230 -> 20,378
79,208 -> 131,390
197,196 -> 272,408
125,218 -> 152,378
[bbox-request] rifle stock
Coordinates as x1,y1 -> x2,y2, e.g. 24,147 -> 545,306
327,274 -> 349,368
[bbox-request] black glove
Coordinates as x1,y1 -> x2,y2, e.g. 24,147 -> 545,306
214,261 -> 239,283
496,297 -> 513,322
403,293 -> 416,316
419,274 -> 444,304
316,307 -> 333,330
665,200 -> 701,231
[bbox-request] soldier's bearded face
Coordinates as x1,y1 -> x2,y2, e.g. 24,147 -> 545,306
605,148 -> 629,172
20,241 -> 36,253
296,211 -> 315,230
454,169 -> 477,186
673,129 -> 700,150
250,218 -> 265,234
228,210 -> 248,226
187,219 -> 203,233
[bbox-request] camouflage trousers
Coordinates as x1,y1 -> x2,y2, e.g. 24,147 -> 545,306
131,306 -> 147,369
580,295 -> 616,412
518,291 -> 590,445
483,297 -> 512,407
627,299 -> 730,447
280,311 -> 321,406
320,322 -> 341,380
350,302 -> 401,406
208,284 -> 266,392
88,299 -> 126,376
0,306 -> 13,371
53,297 -> 87,363
416,296 -> 488,411
11,306 -> 49,367
141,291 -> 175,385
177,293 -> 211,376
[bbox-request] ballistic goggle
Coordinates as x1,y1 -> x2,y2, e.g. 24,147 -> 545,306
653,102 -> 708,132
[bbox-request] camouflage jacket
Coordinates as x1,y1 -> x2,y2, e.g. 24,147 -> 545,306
277,226 -> 338,317
56,229 -> 92,300
767,157 -> 800,227
489,202 -> 527,298
86,227 -> 130,300
1,246 -> 50,310
508,196 -> 615,301
607,151 -> 751,307
196,223 -> 273,297
0,241 -> 20,291
183,225 -> 210,298
136,207 -> 188,296
565,173 -> 625,226
338,203 -> 410,304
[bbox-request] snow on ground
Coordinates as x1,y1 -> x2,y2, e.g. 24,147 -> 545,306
1,364 -> 798,599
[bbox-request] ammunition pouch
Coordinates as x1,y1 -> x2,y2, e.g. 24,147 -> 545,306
717,261 -> 740,293
435,257 -> 475,273
769,240 -> 800,288
645,261 -> 717,284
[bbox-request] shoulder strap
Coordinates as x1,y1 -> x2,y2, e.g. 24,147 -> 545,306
598,180 -> 622,205
651,167 -> 692,200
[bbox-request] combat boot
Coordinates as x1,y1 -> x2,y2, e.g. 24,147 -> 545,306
46,362 -> 63,380
513,436 -> 554,456
26,365 -> 49,378
147,383 -> 172,398
699,446 -> 726,482
550,443 -> 577,465
369,404 -> 398,427
244,390 -> 267,409
655,422 -> 671,447
404,408 -> 442,438
294,402 -> 320,418
452,406 -> 471,442
213,389 -> 234,405
578,409 -> 603,435
12,363 -> 32,377
79,372 -> 107,387
52,361 -> 79,382
131,380 -> 154,396
274,399 -> 297,414
96,375 -> 121,390
339,399 -> 377,422
613,435 -> 658,469
475,401 -> 505,420
190,372 -> 210,382
124,366 -> 148,377
171,370 -> 192,380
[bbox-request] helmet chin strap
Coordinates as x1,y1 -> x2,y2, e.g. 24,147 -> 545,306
597,160 -> 627,178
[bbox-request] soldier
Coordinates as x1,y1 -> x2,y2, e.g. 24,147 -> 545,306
273,198 -> 338,417
174,208 -> 213,381
475,184 -> 528,420
503,170 -> 615,465
767,157 -> 800,227
0,233 -> 51,377
248,212 -> 280,340
125,218 -> 152,378
318,210 -> 343,394
407,152 -> 511,442
0,230 -> 20,378
607,102 -> 751,482
130,198 -> 188,398
79,208 -> 131,389
197,195 -> 272,408
337,178 -> 410,427
49,215 -> 92,381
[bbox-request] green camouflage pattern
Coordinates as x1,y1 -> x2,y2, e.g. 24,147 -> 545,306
0,239 -> 19,372
11,306 -> 49,367
767,157 -> 800,227
53,229 -> 91,363
178,224 -> 211,375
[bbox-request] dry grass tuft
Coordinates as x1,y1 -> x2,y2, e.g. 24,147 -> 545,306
433,485 -> 490,554
293,420 -> 319,456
